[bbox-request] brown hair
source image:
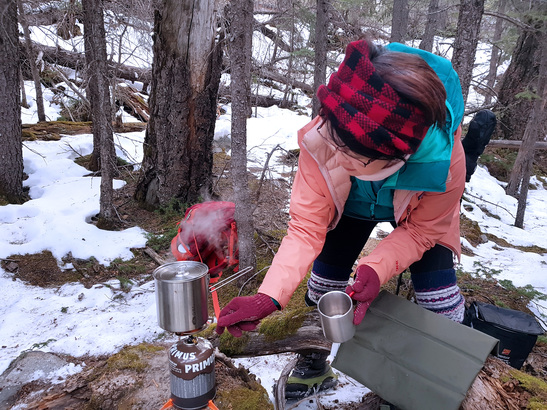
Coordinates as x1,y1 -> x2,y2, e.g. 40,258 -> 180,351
369,43 -> 447,128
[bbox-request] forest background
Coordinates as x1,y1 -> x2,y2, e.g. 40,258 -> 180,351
0,0 -> 546,409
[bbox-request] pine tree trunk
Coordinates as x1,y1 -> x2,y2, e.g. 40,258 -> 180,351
17,0 -> 46,122
419,0 -> 440,52
506,22 -> 547,219
228,0 -> 257,276
0,0 -> 24,204
134,0 -> 221,208
312,0 -> 329,117
20,66 -> 29,109
452,0 -> 485,106
492,2 -> 543,141
483,0 -> 506,106
390,0 -> 409,43
82,0 -> 116,225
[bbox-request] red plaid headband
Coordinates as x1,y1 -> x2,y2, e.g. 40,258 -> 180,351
317,40 -> 429,158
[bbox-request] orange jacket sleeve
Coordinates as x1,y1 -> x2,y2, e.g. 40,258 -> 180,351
258,132 -> 336,308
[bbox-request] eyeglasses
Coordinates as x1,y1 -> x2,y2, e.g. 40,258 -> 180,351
318,124 -> 376,168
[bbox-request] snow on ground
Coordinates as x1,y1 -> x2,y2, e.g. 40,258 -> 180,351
2,100 -> 546,407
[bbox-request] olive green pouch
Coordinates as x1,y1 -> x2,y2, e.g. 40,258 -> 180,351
331,290 -> 498,410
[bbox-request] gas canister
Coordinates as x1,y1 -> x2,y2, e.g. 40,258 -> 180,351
168,336 -> 216,410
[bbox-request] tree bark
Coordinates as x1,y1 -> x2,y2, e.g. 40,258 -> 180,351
452,0 -> 485,106
82,0 -> 117,225
390,0 -> 409,43
228,0 -> 257,276
0,0 -> 25,203
483,0 -> 507,106
419,0 -> 440,52
312,0 -> 329,118
492,1 -> 544,141
17,0 -> 46,122
134,0 -> 222,208
506,22 -> 547,225
20,66 -> 29,108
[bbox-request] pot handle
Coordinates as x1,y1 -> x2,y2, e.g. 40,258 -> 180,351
208,266 -> 253,293
208,266 -> 252,320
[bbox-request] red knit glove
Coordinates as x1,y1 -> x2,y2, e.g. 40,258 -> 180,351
216,293 -> 278,337
345,265 -> 381,325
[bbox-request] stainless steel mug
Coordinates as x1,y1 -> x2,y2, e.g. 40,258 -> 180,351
154,261 -> 210,334
317,291 -> 355,343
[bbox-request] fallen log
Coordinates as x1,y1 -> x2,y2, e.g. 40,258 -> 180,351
255,19 -> 293,53
258,67 -> 314,95
18,346 -> 271,410
143,246 -> 166,266
21,121 -> 146,140
219,85 -> 300,109
30,40 -> 315,98
30,41 -> 151,84
488,139 -> 547,150
115,83 -> 150,121
212,309 -> 331,357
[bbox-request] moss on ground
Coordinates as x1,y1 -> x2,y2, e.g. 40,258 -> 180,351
106,343 -> 163,372
215,386 -> 273,410
483,233 -> 547,254
218,332 -> 251,356
509,368 -> 547,409
259,306 -> 314,342
459,214 -> 485,248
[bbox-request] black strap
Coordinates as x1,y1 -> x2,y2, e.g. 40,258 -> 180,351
395,272 -> 403,296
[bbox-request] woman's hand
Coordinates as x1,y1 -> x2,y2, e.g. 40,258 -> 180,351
346,265 -> 381,325
215,293 -> 278,337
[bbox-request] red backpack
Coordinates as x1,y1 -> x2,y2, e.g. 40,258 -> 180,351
170,201 -> 239,281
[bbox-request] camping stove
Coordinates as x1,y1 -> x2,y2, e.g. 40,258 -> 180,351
153,262 -> 217,410
167,334 -> 216,410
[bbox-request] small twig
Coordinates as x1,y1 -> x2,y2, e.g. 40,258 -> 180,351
112,204 -> 129,225
113,133 -> 144,166
143,247 -> 166,266
254,143 -> 282,209
22,142 -> 47,161
528,300 -> 547,329
212,158 -> 230,195
237,265 -> 270,297
256,230 -> 278,256
114,197 -> 134,210
61,141 -> 86,158
464,103 -> 496,117
463,190 -> 516,219
48,64 -> 90,107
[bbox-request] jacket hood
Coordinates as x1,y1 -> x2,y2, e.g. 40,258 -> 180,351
385,43 -> 464,137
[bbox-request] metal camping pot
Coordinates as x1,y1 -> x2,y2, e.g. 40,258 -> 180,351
154,261 -> 210,334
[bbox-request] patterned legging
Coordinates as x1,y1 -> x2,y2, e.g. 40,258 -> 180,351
306,214 -> 465,322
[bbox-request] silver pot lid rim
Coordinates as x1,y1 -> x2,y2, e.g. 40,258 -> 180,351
153,261 -> 209,282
